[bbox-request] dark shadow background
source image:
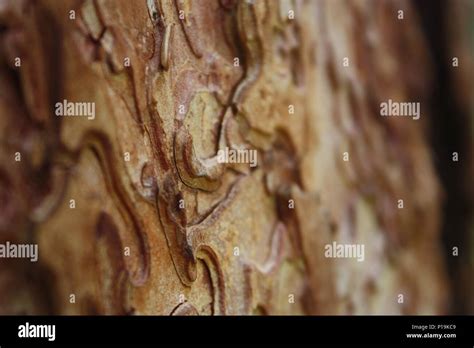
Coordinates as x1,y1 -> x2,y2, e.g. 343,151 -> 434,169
415,0 -> 473,314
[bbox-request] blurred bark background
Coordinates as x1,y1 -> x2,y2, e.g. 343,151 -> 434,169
0,0 -> 472,315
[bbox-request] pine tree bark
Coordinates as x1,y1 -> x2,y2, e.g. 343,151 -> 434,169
0,0 -> 465,315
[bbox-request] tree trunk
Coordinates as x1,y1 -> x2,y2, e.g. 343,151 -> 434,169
0,0 -> 470,315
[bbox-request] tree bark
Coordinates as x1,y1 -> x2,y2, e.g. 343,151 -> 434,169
0,0 -> 469,315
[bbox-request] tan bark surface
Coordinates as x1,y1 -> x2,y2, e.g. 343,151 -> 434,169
0,0 -> 462,315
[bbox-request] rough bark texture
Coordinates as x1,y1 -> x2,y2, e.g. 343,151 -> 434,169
0,0 -> 471,315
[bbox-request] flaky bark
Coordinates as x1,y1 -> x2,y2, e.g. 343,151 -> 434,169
1,0 -> 469,315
